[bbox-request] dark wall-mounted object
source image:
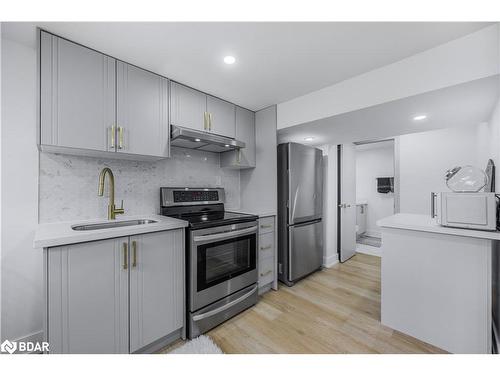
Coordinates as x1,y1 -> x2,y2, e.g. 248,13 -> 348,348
377,177 -> 394,194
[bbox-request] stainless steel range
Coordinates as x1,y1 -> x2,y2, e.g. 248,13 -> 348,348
160,187 -> 259,338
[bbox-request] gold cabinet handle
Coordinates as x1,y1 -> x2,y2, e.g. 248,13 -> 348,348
209,113 -> 213,131
260,270 -> 272,277
132,240 -> 137,268
237,149 -> 241,164
260,224 -> 273,229
123,242 -> 128,270
109,125 -> 115,149
203,112 -> 208,131
260,245 -> 272,251
118,126 -> 124,149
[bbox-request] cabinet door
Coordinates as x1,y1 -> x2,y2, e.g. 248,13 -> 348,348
47,237 -> 129,353
207,95 -> 236,138
170,81 -> 207,132
220,107 -> 255,168
40,31 -> 116,152
116,62 -> 169,157
129,230 -> 184,352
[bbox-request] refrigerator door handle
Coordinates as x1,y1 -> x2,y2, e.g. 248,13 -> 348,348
288,218 -> 322,228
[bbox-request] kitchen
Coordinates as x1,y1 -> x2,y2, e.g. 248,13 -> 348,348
1,17 -> 500,363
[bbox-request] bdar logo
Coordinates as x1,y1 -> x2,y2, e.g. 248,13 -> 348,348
1,340 -> 17,354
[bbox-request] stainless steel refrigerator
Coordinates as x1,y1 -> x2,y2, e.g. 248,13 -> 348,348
277,143 -> 323,286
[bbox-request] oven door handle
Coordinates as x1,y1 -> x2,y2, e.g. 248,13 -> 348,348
193,226 -> 258,243
192,285 -> 258,322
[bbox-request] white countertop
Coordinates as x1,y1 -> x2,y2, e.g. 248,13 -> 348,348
34,214 -> 188,249
377,213 -> 500,240
230,209 -> 277,218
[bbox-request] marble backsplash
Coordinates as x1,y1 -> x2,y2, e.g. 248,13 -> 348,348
39,147 -> 240,223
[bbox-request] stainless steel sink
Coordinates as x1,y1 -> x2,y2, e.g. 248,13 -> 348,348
72,219 -> 157,231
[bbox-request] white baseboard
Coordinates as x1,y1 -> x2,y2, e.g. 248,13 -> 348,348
323,253 -> 339,268
356,243 -> 382,257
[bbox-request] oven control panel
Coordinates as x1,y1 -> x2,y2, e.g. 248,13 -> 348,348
161,187 -> 225,206
174,190 -> 219,203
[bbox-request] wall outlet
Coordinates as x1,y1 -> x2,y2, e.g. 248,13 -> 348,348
215,176 -> 222,186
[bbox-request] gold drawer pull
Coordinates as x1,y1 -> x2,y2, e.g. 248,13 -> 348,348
260,224 -> 273,229
260,245 -> 272,251
260,270 -> 272,277
122,243 -> 128,270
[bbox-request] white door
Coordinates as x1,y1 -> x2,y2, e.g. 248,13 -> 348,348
207,95 -> 236,138
47,237 -> 129,353
129,230 -> 184,352
40,31 -> 116,152
170,81 -> 207,132
338,143 -> 357,262
116,62 -> 169,157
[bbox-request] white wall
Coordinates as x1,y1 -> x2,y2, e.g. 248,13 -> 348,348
320,144 -> 338,267
1,37 -> 42,342
277,25 -> 500,129
485,96 -> 500,191
398,125 -> 489,215
355,142 -> 394,237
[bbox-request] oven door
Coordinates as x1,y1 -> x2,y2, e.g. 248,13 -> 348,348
190,221 -> 258,311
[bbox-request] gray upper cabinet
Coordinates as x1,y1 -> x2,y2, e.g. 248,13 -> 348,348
129,230 -> 184,353
170,81 -> 207,132
170,81 -> 236,138
206,95 -> 236,138
40,31 -> 169,160
40,31 -> 116,152
116,62 -> 169,158
47,237 -> 129,354
220,107 -> 256,169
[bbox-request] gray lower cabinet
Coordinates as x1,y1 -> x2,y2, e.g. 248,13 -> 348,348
220,107 -> 256,169
257,215 -> 277,294
40,31 -> 116,153
45,229 -> 184,354
129,231 -> 184,352
116,62 -> 169,158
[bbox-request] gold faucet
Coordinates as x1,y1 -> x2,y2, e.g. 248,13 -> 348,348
98,167 -> 125,220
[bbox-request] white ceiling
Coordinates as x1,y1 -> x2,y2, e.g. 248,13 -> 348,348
277,75 -> 500,146
1,22 -> 491,110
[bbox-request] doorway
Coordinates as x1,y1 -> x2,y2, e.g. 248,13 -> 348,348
337,139 -> 396,261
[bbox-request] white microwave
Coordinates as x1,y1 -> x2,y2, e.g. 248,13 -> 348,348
431,192 -> 499,231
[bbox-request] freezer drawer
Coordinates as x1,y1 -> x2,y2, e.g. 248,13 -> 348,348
288,219 -> 323,281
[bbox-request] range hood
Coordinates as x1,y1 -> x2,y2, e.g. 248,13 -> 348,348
170,125 -> 245,153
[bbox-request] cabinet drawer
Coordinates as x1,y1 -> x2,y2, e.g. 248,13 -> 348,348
259,216 -> 275,234
259,256 -> 274,286
258,232 -> 274,261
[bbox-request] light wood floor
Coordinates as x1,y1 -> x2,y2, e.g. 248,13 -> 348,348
206,253 -> 446,354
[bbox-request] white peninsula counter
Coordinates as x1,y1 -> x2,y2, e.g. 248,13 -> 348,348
377,214 -> 500,354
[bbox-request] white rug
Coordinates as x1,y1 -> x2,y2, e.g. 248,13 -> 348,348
169,335 -> 223,354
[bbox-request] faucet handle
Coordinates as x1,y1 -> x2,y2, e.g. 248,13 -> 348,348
119,200 -> 124,209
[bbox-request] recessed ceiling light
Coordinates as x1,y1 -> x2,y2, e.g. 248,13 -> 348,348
304,137 -> 314,141
223,56 -> 236,65
413,115 -> 427,121
194,138 -> 201,142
